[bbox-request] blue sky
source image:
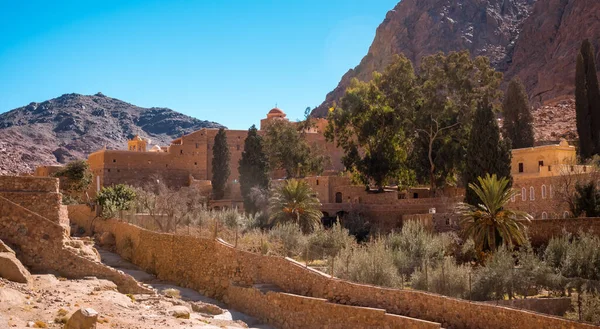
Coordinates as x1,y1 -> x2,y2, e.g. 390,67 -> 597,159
0,0 -> 396,129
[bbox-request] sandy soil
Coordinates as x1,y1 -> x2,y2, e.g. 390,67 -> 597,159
0,250 -> 273,329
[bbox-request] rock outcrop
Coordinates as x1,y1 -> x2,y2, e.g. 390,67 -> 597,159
63,308 -> 98,329
0,241 -> 31,284
313,0 -> 600,127
0,93 -> 224,175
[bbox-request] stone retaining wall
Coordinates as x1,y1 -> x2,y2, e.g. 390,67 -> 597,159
69,207 -> 598,329
485,298 -> 572,317
225,285 -> 440,329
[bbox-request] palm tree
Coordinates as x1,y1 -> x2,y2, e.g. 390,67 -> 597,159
269,179 -> 323,234
458,174 -> 532,252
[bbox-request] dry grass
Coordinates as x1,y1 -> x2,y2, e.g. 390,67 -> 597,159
33,321 -> 48,328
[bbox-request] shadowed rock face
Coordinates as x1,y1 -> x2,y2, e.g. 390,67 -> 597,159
312,0 -> 600,117
0,93 -> 224,175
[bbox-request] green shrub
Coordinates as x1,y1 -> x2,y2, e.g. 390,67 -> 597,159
304,224 -> 355,263
385,220 -> 450,276
269,223 -> 306,257
566,292 -> 600,324
96,184 -> 136,219
471,247 -> 515,301
410,257 -> 471,299
334,239 -> 400,288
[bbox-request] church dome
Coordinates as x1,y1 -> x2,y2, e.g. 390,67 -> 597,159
269,107 -> 284,115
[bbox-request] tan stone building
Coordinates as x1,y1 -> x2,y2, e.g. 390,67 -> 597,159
84,108 -> 344,199
510,140 -> 594,219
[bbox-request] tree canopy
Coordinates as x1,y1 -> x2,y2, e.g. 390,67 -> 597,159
327,51 -> 503,192
212,128 -> 231,200
238,125 -> 270,213
263,119 -> 327,178
465,99 -> 512,206
502,78 -> 534,149
52,160 -> 93,203
325,54 -> 417,190
576,39 -> 600,159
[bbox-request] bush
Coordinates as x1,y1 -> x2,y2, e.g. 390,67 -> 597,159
269,223 -> 306,257
334,239 -> 401,288
471,247 -> 515,301
96,184 -> 136,219
304,224 -> 355,264
385,220 -> 450,276
410,257 -> 471,299
566,292 -> 600,324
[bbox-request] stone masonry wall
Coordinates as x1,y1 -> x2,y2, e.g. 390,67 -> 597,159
69,208 -> 597,329
225,285 -> 440,329
0,176 -> 150,294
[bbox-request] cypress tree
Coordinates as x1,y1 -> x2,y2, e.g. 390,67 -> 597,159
212,128 -> 230,200
465,100 -> 512,206
502,78 -> 534,149
238,125 -> 270,213
576,39 -> 600,158
576,51 -> 593,159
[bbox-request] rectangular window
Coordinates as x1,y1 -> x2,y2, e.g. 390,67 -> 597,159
518,163 -> 524,173
538,160 -> 544,167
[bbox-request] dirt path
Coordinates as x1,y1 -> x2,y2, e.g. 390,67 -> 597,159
97,249 -> 273,329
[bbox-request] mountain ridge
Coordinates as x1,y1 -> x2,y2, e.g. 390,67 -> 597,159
0,93 -> 224,175
312,0 -> 600,117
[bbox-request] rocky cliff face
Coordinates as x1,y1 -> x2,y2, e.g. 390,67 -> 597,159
313,0 -> 600,117
0,93 -> 223,175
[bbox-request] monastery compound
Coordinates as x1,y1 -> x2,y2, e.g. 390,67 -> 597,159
1,107 -> 599,329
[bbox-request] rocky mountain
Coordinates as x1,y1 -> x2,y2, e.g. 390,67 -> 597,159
312,0 -> 600,119
0,93 -> 223,175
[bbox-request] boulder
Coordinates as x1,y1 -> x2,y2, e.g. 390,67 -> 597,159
168,305 -> 191,319
191,301 -> 224,315
0,253 -> 30,283
64,308 -> 98,329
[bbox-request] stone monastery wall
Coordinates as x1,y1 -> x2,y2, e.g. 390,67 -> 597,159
69,207 -> 596,329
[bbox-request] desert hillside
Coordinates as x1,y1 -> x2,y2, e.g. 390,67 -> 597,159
0,93 -> 223,175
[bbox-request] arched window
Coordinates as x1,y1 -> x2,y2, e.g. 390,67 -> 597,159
550,185 -> 554,199
522,187 -> 526,201
530,186 -> 535,200
511,189 -> 516,202
563,211 -> 569,219
335,192 -> 343,204
541,185 -> 547,199
541,212 -> 547,220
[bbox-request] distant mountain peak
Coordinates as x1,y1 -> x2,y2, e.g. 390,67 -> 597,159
0,93 -> 224,175
313,0 -> 600,117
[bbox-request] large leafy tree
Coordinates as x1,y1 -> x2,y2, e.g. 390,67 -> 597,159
325,54 -> 417,190
502,78 -> 534,148
263,119 -> 327,178
238,125 -> 270,214
458,174 -> 532,252
212,128 -> 230,200
576,39 -> 600,159
465,100 -> 512,206
269,179 -> 322,234
412,51 -> 504,193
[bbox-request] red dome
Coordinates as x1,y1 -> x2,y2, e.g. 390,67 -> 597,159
269,107 -> 284,114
